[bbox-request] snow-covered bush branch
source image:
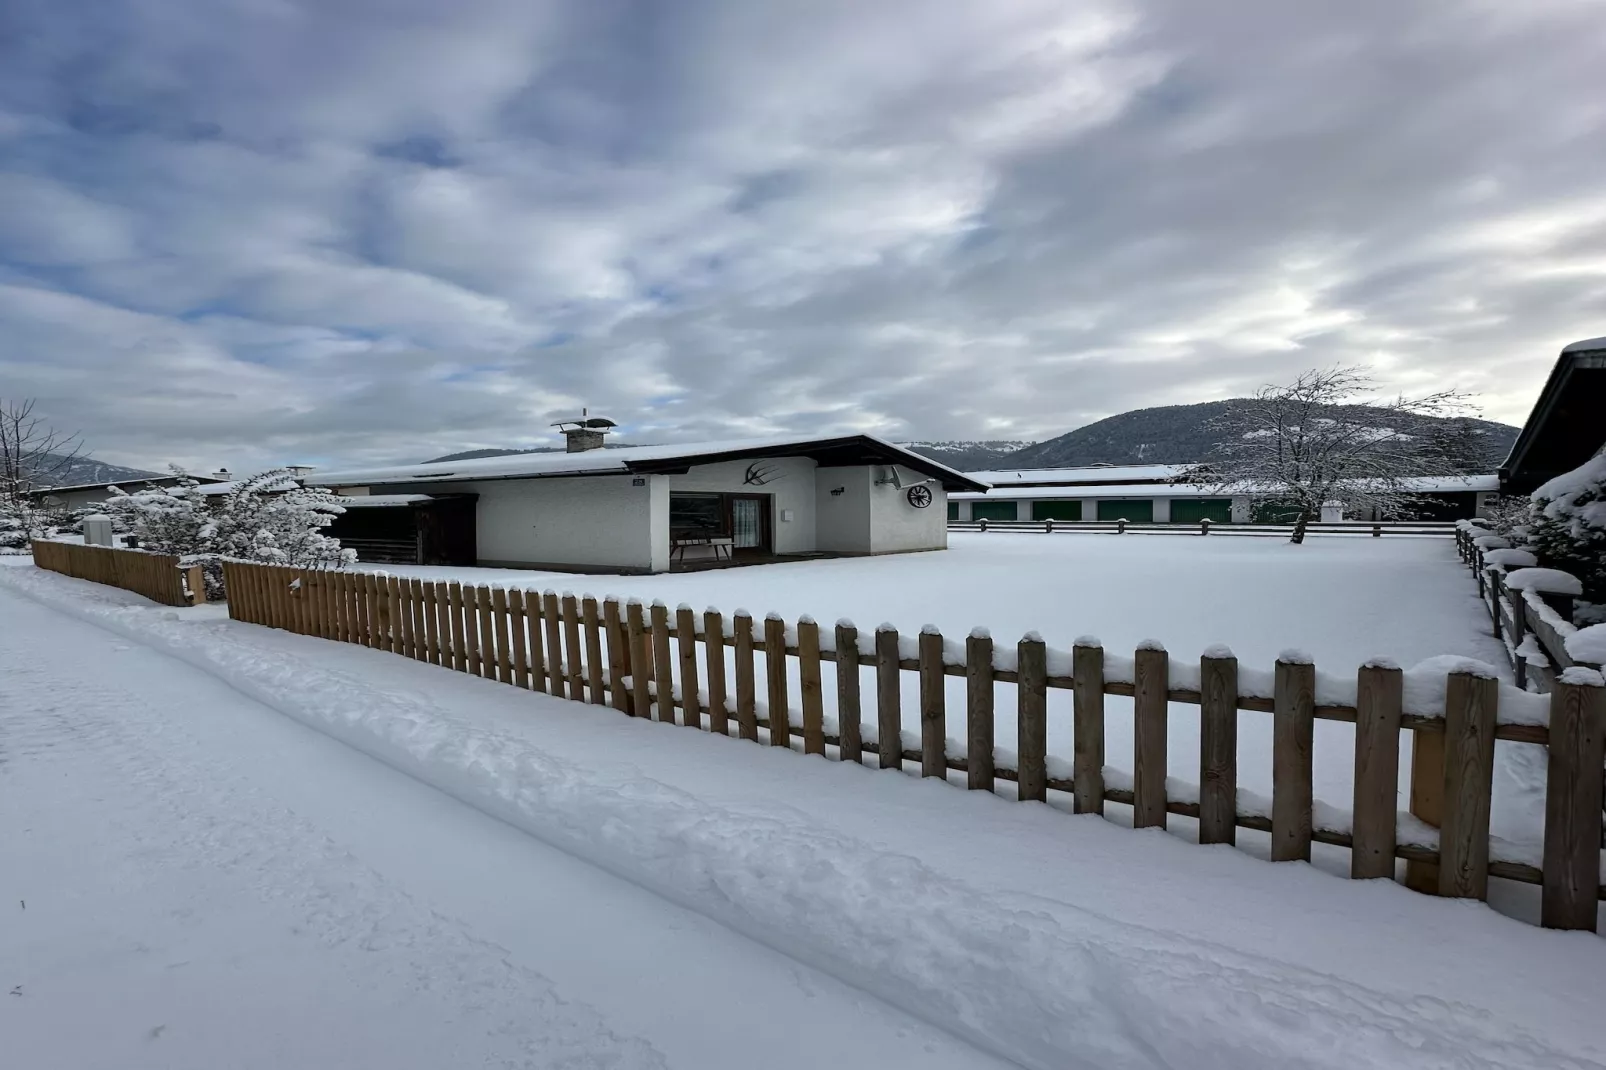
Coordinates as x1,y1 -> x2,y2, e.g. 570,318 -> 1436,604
1527,452 -> 1606,602
105,468 -> 355,593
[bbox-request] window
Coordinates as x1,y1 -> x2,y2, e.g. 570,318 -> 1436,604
670,493 -> 725,537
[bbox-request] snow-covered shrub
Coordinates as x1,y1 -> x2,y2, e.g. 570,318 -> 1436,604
1528,453 -> 1606,600
105,468 -> 355,598
0,512 -> 28,553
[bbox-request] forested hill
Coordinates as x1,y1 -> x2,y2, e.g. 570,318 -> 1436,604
996,401 -> 1520,470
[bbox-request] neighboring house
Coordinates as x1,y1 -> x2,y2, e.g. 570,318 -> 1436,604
949,464 -> 1498,523
1499,336 -> 1606,495
27,472 -> 228,512
314,430 -> 985,573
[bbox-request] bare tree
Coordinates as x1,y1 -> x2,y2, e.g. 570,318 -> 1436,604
1184,368 -> 1480,543
0,398 -> 85,536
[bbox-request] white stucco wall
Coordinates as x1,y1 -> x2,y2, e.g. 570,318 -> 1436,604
815,466 -> 873,553
868,466 -> 948,553
669,457 -> 818,555
430,475 -> 662,571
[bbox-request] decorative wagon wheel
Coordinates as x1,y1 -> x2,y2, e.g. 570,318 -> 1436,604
905,484 -> 934,509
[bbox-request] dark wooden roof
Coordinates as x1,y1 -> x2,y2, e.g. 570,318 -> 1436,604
1500,342 -> 1606,494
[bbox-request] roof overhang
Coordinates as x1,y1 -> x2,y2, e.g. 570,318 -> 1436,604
624,436 -> 988,491
1499,343 -> 1606,494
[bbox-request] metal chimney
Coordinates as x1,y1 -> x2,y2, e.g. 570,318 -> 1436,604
552,409 -> 617,453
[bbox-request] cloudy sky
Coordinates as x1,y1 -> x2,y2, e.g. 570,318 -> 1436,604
2,0 -> 1603,472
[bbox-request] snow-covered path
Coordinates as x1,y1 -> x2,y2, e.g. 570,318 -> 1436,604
0,584 -> 1008,1069
3,564 -> 1605,1070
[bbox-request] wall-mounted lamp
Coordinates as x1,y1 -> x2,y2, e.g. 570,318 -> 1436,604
830,486 -> 846,496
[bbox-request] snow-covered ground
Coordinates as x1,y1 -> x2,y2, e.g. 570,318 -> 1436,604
2,563 -> 1603,1069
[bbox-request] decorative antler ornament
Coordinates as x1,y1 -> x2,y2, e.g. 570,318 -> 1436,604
743,463 -> 781,486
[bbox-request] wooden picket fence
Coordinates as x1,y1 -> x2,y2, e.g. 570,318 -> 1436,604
32,539 -> 203,607
220,559 -> 1606,931
951,519 -> 1457,538
1454,525 -> 1599,693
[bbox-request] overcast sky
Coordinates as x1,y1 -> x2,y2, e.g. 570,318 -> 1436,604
2,0 -> 1603,472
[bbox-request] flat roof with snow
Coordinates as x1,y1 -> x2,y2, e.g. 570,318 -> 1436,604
316,434 -> 989,492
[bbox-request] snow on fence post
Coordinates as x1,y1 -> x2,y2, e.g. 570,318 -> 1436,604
1199,648 -> 1238,845
764,614 -> 789,746
562,593 -> 585,700
583,596 -> 605,703
1541,674 -> 1606,930
677,604 -> 702,726
651,601 -> 675,723
798,617 -> 825,755
876,626 -> 901,770
507,589 -> 530,685
1072,642 -> 1105,815
835,621 -> 863,763
1133,642 -> 1169,829
627,601 -> 650,717
1350,662 -> 1403,879
704,609 -> 728,734
1271,655 -> 1315,862
733,611 -> 758,740
919,626 -> 946,778
1438,670 -> 1498,900
603,598 -> 627,711
966,628 -> 995,792
1017,634 -> 1048,802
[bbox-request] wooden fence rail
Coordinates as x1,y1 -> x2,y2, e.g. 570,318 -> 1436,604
220,559 -> 1605,931
32,539 -> 202,606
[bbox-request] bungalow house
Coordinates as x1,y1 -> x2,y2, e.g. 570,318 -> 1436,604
949,463 -> 1499,523
313,429 -> 986,573
1499,336 -> 1606,494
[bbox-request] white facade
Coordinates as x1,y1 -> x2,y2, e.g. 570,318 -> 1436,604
347,454 -> 953,573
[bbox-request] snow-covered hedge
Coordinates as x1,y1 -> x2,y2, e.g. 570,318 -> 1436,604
1528,453 -> 1606,601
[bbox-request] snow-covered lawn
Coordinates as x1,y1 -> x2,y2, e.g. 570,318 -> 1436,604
2,564 -> 1602,1070
362,534 -> 1527,827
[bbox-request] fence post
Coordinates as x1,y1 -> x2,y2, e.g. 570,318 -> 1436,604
1200,518 -> 1211,536
799,616 -> 825,755
1510,590 -> 1529,689
704,609 -> 728,734
677,604 -> 702,727
583,596 -> 605,703
734,610 -> 758,740
1438,670 -> 1498,899
1199,648 -> 1238,845
1044,519 -> 1054,534
1272,655 -> 1315,862
508,589 -> 530,686
562,593 -> 585,699
764,613 -> 788,746
919,626 -> 946,778
1405,722 -> 1445,893
490,587 -> 512,680
651,601 -> 675,723
542,591 -> 565,694
876,626 -> 901,769
1017,633 -> 1047,802
836,621 -> 863,764
409,578 -> 429,660
627,601 -> 651,717
1118,519 -> 1127,535
966,628 -> 994,791
604,598 -> 628,711
1133,643 -> 1169,829
1541,674 -> 1606,930
1072,641 -> 1105,815
1351,662 -> 1403,879
978,518 -> 988,533
473,586 -> 494,677
185,563 -> 206,606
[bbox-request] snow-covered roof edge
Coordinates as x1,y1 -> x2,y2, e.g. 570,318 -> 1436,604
315,433 -> 990,492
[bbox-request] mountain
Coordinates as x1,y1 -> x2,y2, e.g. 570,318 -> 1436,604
25,451 -> 163,488
1000,401 -> 1520,471
899,440 -> 1036,471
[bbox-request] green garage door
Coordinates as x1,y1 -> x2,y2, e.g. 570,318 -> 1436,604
970,500 -> 1020,522
1096,499 -> 1153,522
1170,498 -> 1232,524
1031,500 -> 1083,521
947,501 -> 960,521
1251,500 -> 1304,523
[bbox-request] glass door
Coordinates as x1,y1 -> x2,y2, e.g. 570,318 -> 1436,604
730,496 -> 767,550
